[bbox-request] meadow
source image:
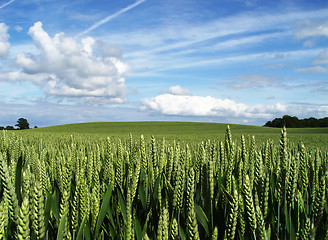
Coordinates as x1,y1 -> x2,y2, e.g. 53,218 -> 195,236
32,122 -> 328,150
0,122 -> 327,239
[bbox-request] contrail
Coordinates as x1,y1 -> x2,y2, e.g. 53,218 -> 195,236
76,0 -> 146,38
0,0 -> 15,9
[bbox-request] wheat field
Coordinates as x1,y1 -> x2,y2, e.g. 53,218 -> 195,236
0,125 -> 327,239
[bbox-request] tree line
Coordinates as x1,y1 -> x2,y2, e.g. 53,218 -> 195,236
264,115 -> 328,128
0,118 -> 37,130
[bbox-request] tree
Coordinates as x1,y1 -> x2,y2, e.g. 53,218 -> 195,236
15,118 -> 30,130
264,116 -> 328,128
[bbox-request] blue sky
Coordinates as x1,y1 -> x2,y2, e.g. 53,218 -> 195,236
0,0 -> 328,127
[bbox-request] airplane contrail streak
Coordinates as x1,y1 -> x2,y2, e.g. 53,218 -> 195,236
76,0 -> 146,38
0,0 -> 15,9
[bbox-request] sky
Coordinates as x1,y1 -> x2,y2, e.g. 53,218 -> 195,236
0,0 -> 328,127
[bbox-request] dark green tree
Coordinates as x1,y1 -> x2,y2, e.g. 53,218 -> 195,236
264,116 -> 328,128
15,118 -> 30,130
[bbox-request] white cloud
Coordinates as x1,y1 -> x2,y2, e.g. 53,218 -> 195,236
295,20 -> 328,39
296,66 -> 328,74
128,47 -> 322,77
303,40 -> 315,48
289,20 -> 328,76
14,25 -> 23,32
167,85 -> 190,95
295,20 -> 328,48
97,40 -> 122,59
14,21 -> 128,103
77,0 -> 146,38
314,50 -> 328,65
0,71 -> 49,84
109,7 -> 328,75
171,31 -> 290,57
0,100 -> 150,127
264,63 -> 285,69
0,0 -> 15,9
296,50 -> 328,74
141,91 -> 286,119
0,23 -> 10,58
229,74 -> 281,89
288,103 -> 328,119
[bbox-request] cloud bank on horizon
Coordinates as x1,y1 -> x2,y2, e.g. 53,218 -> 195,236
0,0 -> 328,127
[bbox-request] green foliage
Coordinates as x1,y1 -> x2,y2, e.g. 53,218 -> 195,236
265,115 -> 328,128
0,125 -> 327,239
30,121 -> 328,150
15,118 -> 30,130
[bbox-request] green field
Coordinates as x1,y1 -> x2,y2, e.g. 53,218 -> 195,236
31,121 -> 328,150
1,121 -> 328,239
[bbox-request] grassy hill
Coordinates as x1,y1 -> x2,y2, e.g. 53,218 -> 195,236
30,121 -> 328,149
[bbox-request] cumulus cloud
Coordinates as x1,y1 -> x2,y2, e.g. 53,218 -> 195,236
141,90 -> 287,119
167,85 -> 190,95
15,21 -> 128,103
0,23 -> 10,58
97,40 -> 123,59
0,71 -> 50,84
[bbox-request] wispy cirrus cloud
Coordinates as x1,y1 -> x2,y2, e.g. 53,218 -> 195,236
296,66 -> 328,74
264,63 -> 285,69
228,74 -> 282,89
111,7 -> 328,76
134,48 -> 322,75
76,0 -> 146,38
226,74 -> 322,93
313,50 -> 328,65
0,99 -> 149,127
295,20 -> 328,39
295,29 -> 328,74
293,19 -> 328,74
